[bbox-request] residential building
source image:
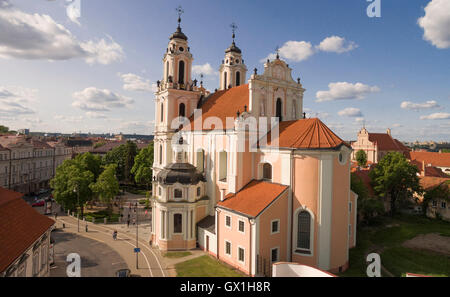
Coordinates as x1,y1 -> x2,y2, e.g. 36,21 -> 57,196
408,151 -> 450,176
150,17 -> 358,276
0,187 -> 54,277
418,177 -> 450,221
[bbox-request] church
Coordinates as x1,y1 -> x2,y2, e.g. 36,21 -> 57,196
150,12 -> 358,276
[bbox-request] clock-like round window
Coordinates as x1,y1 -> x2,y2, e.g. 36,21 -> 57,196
235,59 -> 239,64
179,47 -> 184,52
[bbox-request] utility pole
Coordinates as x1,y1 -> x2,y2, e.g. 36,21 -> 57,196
136,203 -> 139,269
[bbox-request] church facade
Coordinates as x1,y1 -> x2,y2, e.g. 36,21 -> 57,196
150,15 -> 358,276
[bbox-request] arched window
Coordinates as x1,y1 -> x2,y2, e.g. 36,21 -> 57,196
178,60 -> 185,84
276,98 -> 283,121
174,189 -> 182,199
174,214 -> 182,233
263,163 -> 272,181
297,211 -> 311,251
219,151 -> 227,181
159,144 -> 163,164
160,102 -> 164,122
179,103 -> 185,117
236,71 -> 241,87
223,72 -> 227,89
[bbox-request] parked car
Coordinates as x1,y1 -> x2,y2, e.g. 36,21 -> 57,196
115,269 -> 131,277
32,199 -> 45,207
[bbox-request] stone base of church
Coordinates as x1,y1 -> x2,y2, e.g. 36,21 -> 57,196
152,235 -> 197,251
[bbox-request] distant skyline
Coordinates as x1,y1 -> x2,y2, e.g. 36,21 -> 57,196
0,0 -> 449,141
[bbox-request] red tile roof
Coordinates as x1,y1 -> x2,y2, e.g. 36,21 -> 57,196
368,133 -> 409,152
266,118 -> 350,150
0,187 -> 54,273
408,151 -> 450,168
184,84 -> 249,131
353,169 -> 375,196
419,177 -> 450,190
217,180 -> 288,217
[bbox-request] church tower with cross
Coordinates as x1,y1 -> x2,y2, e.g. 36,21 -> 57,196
219,23 -> 248,90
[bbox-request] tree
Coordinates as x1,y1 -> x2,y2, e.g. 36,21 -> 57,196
124,141 -> 138,183
75,152 -> 102,180
90,164 -> 120,212
131,143 -> 154,189
355,150 -> 368,167
351,173 -> 384,224
50,159 -> 94,215
0,125 -> 9,134
103,141 -> 138,183
369,152 -> 422,215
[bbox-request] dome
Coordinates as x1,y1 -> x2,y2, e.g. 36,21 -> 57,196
170,26 -> 188,41
225,41 -> 241,54
157,163 -> 205,185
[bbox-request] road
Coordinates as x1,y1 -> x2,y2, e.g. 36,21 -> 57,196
50,229 -> 128,277
55,214 -> 166,277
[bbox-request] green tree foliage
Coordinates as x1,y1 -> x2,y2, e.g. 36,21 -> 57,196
422,183 -> 450,216
350,173 -> 384,224
369,152 -> 422,215
131,142 -> 154,189
0,125 -> 9,133
50,159 -> 94,214
90,164 -> 120,211
355,150 -> 368,167
75,152 -> 102,180
103,141 -> 138,183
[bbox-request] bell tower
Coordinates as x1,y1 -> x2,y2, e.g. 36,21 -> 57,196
219,23 -> 247,90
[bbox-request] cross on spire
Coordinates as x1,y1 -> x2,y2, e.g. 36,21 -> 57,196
230,22 -> 238,42
275,45 -> 280,59
175,5 -> 184,26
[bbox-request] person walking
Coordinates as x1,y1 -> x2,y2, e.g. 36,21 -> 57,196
113,230 -> 118,240
127,218 -> 130,228
54,212 -> 58,220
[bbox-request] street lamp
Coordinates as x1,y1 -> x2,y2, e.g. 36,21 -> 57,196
73,185 -> 80,232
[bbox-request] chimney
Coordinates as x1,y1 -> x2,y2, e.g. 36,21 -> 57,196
386,128 -> 391,136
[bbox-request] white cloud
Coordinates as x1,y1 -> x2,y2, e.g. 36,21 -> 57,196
119,73 -> 156,92
54,115 -> 84,123
316,36 -> 358,53
338,107 -> 363,117
192,63 -> 218,77
400,100 -> 440,111
261,41 -> 315,63
420,112 -> 450,120
66,0 -> 81,25
85,111 -> 107,119
316,82 -> 380,102
72,87 -> 133,111
418,0 -> 450,49
0,2 -> 123,64
0,86 -> 36,116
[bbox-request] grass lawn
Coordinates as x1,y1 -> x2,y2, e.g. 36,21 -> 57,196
164,251 -> 192,258
175,255 -> 245,277
340,214 -> 450,277
83,210 -> 120,223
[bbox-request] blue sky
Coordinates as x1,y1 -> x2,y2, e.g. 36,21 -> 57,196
0,0 -> 449,141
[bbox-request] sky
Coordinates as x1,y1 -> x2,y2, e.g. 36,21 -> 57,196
0,0 -> 449,141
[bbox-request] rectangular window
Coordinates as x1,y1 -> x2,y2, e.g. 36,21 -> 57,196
32,252 -> 39,276
238,220 -> 245,233
238,247 -> 245,263
271,220 -> 280,234
225,241 -> 231,256
349,202 -> 352,213
271,248 -> 279,263
441,201 -> 447,209
225,215 -> 231,228
174,213 -> 182,233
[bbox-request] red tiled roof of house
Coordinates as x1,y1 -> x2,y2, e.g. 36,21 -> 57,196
0,187 -> 54,273
217,180 -> 288,217
266,118 -> 350,150
353,168 -> 375,196
408,151 -> 450,168
368,133 -> 409,152
184,84 -> 249,131
419,176 -> 450,190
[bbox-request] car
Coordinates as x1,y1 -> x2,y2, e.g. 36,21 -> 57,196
38,189 -> 48,195
32,199 -> 45,207
115,269 -> 131,277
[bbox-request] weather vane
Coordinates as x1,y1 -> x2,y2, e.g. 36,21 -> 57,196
176,5 -> 184,25
230,22 -> 238,42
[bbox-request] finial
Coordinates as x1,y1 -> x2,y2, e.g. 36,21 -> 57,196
297,77 -> 301,84
303,112 -> 306,119
200,74 -> 204,86
230,22 -> 238,42
175,5 -> 184,27
237,110 -> 240,117
275,45 -> 280,59
254,68 -> 257,75
244,105 -> 247,112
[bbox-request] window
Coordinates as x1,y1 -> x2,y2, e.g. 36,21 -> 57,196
160,103 -> 164,122
236,71 -> 241,86
223,72 -> 228,89
219,151 -> 227,181
276,98 -> 282,121
297,211 -> 311,252
271,248 -> 279,263
166,61 -> 170,80
271,219 -> 280,234
292,100 -> 297,118
441,201 -> 447,209
32,252 -> 39,276
349,202 -> 352,213
17,263 -> 26,277
238,220 -> 245,233
158,187 -> 161,196
174,214 -> 182,233
41,245 -> 47,269
179,103 -> 185,117
225,241 -> 231,256
174,189 -> 182,199
238,247 -> 245,263
432,200 -> 437,207
159,144 -> 163,164
262,163 -> 272,180
225,215 -> 231,228
178,60 -> 185,84
196,187 -> 201,197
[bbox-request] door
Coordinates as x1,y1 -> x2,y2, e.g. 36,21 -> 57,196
206,235 -> 209,252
